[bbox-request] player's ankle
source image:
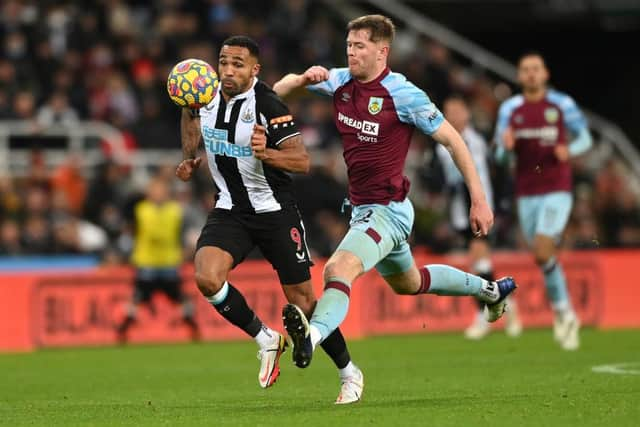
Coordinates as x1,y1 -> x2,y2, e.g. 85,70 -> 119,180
478,280 -> 499,303
254,325 -> 278,349
309,325 -> 322,350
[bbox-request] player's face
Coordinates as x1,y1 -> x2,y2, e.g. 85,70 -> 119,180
346,29 -> 388,81
218,45 -> 260,98
518,55 -> 549,92
443,98 -> 470,133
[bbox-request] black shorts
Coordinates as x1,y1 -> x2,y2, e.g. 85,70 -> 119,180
196,206 -> 313,285
133,268 -> 183,303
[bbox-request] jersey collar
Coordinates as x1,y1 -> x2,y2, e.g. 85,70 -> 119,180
227,77 -> 258,102
353,67 -> 390,88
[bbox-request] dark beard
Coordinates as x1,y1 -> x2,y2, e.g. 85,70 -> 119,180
221,80 -> 241,98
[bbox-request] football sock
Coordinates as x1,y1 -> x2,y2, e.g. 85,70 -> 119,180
206,281 -> 263,337
475,268 -> 495,311
310,277 -> 352,342
416,264 -> 499,303
310,325 -> 323,350
254,325 -> 278,349
181,299 -> 195,319
339,361 -> 359,379
541,258 -> 571,312
320,328 -> 351,369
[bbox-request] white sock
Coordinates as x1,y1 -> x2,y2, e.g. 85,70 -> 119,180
339,361 -> 358,379
254,325 -> 277,349
552,301 -> 571,315
309,325 -> 322,350
206,281 -> 229,305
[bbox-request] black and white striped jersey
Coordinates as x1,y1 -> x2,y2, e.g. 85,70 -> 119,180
199,78 -> 301,213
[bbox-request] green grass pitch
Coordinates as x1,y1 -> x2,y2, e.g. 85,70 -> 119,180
1,329 -> 639,426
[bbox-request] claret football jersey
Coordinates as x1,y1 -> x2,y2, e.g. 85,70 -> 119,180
494,89 -> 587,196
309,67 -> 444,206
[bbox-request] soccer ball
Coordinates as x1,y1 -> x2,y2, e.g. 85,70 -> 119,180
167,59 -> 219,109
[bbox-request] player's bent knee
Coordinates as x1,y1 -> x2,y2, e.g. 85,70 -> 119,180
533,245 -> 554,265
323,251 -> 363,283
194,271 -> 226,297
384,268 -> 420,295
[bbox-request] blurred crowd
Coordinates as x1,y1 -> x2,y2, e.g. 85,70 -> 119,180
1,0 -> 639,261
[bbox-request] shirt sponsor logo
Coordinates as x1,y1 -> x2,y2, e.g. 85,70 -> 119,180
337,112 -> 379,136
368,97 -> 383,115
514,126 -> 559,145
202,125 -> 253,157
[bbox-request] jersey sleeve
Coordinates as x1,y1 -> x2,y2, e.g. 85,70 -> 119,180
558,94 -> 588,136
307,68 -> 352,96
382,73 -> 444,135
493,96 -> 522,163
257,86 -> 301,147
493,101 -> 513,147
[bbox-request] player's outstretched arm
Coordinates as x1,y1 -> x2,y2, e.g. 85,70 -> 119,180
273,66 -> 329,98
433,120 -> 494,236
176,109 -> 203,181
251,125 -> 309,174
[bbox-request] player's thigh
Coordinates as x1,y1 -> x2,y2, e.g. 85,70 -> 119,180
254,208 -> 312,285
534,191 -> 573,241
281,279 -> 316,317
195,209 -> 254,289
336,199 -> 413,275
532,234 -> 558,265
517,196 -> 540,244
194,247 -> 235,294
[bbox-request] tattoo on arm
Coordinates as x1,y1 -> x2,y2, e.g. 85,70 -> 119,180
181,109 -> 202,159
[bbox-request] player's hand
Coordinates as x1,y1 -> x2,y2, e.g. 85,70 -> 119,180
251,124 -> 269,160
554,144 -> 569,162
469,198 -> 494,237
303,65 -> 329,84
176,157 -> 202,181
502,126 -> 515,151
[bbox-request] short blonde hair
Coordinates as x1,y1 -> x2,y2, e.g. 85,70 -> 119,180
347,14 -> 395,43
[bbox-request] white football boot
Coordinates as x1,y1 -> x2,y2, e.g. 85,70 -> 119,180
335,365 -> 364,404
464,313 -> 491,340
485,277 -> 518,322
257,333 -> 287,388
504,296 -> 523,338
553,311 -> 580,351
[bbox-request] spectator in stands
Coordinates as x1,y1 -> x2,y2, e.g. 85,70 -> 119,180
0,0 -> 637,259
35,91 -> 80,128
0,219 -> 22,255
21,215 -> 53,254
50,154 -> 86,216
0,176 -> 21,219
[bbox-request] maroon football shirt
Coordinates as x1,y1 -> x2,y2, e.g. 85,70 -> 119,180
308,67 -> 444,205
